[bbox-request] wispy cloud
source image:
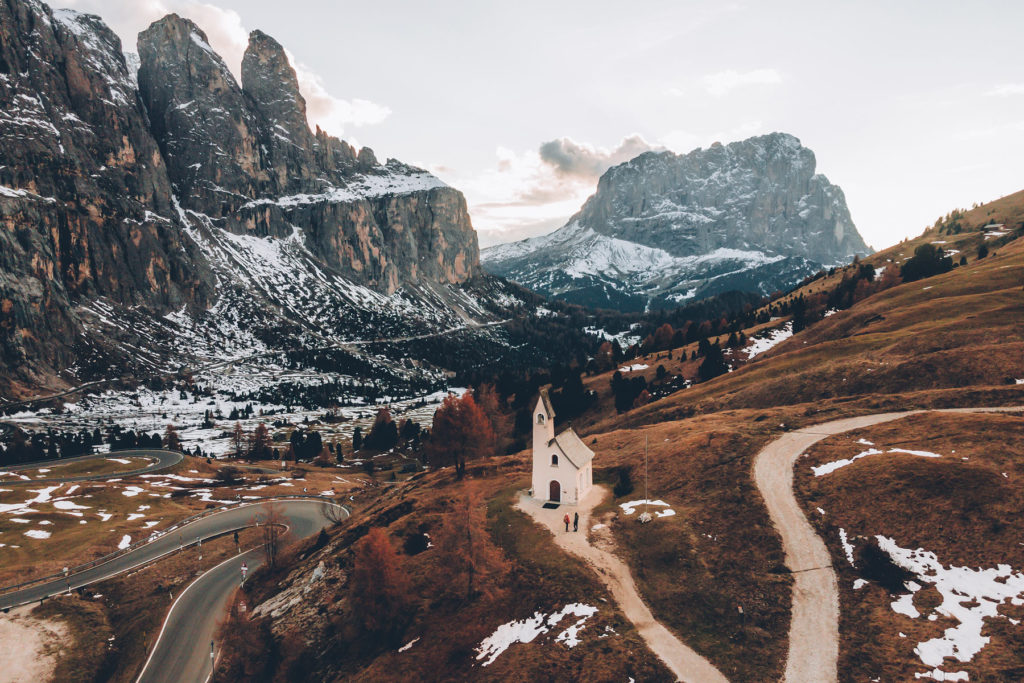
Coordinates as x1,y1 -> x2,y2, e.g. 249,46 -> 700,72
438,135 -> 661,247
702,68 -> 782,96
539,134 -> 662,179
62,0 -> 390,138
985,83 -> 1024,97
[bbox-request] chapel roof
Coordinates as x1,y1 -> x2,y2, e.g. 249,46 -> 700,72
537,389 -> 556,419
548,428 -> 594,469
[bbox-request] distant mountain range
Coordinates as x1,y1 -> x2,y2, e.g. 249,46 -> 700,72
482,133 -> 871,311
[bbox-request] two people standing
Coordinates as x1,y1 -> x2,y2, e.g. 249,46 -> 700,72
563,511 -> 580,532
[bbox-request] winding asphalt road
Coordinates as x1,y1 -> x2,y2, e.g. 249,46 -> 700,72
0,448 -> 182,485
753,406 -> 1022,683
137,499 -> 345,683
0,499 -> 339,612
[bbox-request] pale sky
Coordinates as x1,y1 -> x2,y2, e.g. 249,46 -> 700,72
65,0 -> 1024,251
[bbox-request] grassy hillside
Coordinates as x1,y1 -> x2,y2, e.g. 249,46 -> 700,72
216,191 -> 1023,681
795,412 -> 1024,681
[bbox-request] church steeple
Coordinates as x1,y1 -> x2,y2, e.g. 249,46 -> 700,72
533,389 -> 555,455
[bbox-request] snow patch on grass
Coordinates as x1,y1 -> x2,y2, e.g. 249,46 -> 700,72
117,534 -> 131,549
24,529 -> 51,539
475,603 -> 598,666
813,446 -> 942,476
746,322 -> 793,359
878,535 -> 1024,676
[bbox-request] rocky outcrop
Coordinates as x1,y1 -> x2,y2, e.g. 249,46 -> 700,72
483,133 -> 869,311
0,1 -> 209,387
136,14 -> 478,291
0,0 -> 478,394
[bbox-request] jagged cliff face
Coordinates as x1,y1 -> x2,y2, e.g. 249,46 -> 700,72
137,15 -> 477,291
0,0 -> 209,387
482,133 -> 869,311
0,0 -> 478,395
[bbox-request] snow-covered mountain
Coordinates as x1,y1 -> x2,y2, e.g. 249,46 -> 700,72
0,0 -> 501,398
483,133 -> 870,311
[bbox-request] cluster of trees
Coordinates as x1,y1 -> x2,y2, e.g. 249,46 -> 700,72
423,393 -> 495,479
348,482 -> 508,645
0,422 -> 185,466
900,244 -> 953,283
610,371 -> 650,413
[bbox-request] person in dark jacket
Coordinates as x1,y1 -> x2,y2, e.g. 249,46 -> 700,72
573,511 -> 579,532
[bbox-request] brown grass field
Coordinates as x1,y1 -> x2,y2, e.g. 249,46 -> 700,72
794,412 -> 1024,681
0,457 -> 154,483
0,454 -> 365,587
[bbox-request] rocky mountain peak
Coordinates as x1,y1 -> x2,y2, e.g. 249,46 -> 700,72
483,132 -> 869,311
1,0 -> 480,393
138,14 -> 268,213
242,29 -> 316,189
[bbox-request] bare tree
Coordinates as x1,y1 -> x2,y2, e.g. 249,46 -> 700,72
258,502 -> 287,567
435,482 -> 508,601
323,500 -> 347,526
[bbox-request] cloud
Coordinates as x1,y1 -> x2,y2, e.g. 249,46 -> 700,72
437,135 -> 662,247
702,68 -> 782,96
61,0 -> 389,137
538,134 -> 662,179
986,83 -> 1024,97
285,50 -> 391,133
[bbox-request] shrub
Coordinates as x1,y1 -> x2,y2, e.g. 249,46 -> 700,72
613,467 -> 634,498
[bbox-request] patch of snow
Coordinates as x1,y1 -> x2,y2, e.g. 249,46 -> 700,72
853,579 -> 868,590
53,500 -> 90,511
839,528 -> 856,566
619,499 -> 671,515
746,322 -> 794,359
812,448 -> 883,476
914,669 -> 969,681
24,529 -> 51,539
117,535 -> 132,549
475,603 -> 598,666
398,637 -> 420,652
813,446 -> 942,476
879,535 -> 1024,672
618,364 -> 649,372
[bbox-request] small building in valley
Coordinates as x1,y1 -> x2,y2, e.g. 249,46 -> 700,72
531,389 -> 594,505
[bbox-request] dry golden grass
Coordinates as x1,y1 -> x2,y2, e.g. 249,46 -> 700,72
0,454 -> 365,586
0,457 -> 154,483
794,412 -> 1024,681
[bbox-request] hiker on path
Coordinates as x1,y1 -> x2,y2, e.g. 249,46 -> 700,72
573,512 -> 579,532
564,512 -> 570,532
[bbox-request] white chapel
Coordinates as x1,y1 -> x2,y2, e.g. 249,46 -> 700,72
531,389 -> 594,505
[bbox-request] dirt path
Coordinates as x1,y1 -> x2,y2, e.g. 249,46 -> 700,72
0,606 -> 67,683
753,406 -> 1022,683
517,487 -> 728,683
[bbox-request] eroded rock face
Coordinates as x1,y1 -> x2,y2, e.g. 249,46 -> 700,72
136,13 -> 478,290
0,2 -> 209,387
0,0 -> 478,393
483,133 -> 869,311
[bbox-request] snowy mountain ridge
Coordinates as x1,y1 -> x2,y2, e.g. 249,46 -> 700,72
483,133 -> 870,311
